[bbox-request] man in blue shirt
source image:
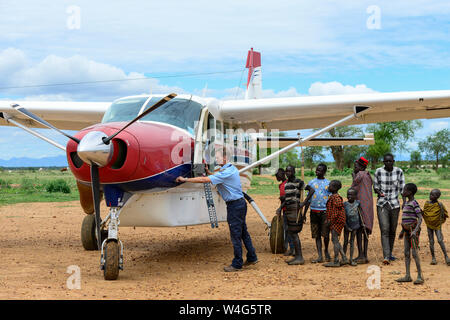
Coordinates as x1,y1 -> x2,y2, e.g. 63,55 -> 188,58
175,147 -> 258,272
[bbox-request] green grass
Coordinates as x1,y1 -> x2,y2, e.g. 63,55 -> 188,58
0,168 -> 448,206
247,168 -> 450,200
0,169 -> 79,206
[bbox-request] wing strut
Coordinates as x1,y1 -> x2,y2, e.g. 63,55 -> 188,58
0,112 -> 66,151
238,106 -> 370,174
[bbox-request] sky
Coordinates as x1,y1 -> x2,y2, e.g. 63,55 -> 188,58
0,0 -> 449,162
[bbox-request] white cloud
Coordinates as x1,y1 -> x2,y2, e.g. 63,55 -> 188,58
308,81 -> 377,96
1,1 -> 450,75
432,121 -> 448,131
0,48 -> 185,101
0,48 -> 28,85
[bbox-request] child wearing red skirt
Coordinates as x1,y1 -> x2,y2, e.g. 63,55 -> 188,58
324,180 -> 349,267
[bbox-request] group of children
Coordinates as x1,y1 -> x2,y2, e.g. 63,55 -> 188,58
275,161 -> 449,285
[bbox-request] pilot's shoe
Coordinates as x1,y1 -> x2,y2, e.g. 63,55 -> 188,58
243,259 -> 259,267
224,265 -> 241,272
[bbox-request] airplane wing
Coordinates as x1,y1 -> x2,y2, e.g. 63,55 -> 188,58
257,134 -> 375,148
0,100 -> 110,130
219,90 -> 450,131
1,89 -> 449,132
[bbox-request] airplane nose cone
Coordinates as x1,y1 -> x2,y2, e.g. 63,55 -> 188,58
77,131 -> 114,167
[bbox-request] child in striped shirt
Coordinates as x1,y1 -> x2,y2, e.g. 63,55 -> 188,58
396,183 -> 424,285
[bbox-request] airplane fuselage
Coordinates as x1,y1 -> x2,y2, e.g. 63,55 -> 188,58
66,95 -> 253,227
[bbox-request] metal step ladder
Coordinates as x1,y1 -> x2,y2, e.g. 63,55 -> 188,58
204,183 -> 218,228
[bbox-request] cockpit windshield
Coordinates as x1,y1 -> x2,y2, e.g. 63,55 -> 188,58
102,96 -> 203,135
102,96 -> 148,123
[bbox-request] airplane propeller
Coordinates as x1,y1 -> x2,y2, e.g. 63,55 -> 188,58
90,163 -> 102,249
11,104 -> 81,143
10,93 -> 177,250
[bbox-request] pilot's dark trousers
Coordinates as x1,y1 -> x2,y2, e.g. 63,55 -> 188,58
226,198 -> 258,269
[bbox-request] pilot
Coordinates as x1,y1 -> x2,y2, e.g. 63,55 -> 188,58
175,145 -> 258,272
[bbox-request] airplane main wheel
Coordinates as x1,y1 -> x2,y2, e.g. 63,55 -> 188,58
269,215 -> 286,254
81,214 -> 107,251
103,240 -> 120,280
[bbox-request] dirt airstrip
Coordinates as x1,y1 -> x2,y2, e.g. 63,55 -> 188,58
0,196 -> 449,300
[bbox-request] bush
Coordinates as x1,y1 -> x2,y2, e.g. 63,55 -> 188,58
0,179 -> 11,188
45,179 -> 71,194
304,170 -> 315,177
330,168 -> 353,176
438,170 -> 450,180
20,178 -> 36,192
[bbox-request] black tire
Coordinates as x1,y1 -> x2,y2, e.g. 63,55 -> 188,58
269,215 -> 286,254
103,240 -> 120,280
81,214 -> 107,251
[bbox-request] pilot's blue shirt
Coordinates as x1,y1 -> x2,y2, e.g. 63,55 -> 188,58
208,163 -> 243,202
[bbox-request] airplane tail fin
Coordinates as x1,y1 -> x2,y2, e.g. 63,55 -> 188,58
245,48 -> 262,99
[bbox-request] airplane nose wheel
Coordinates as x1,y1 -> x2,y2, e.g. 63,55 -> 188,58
101,240 -> 123,280
99,207 -> 124,280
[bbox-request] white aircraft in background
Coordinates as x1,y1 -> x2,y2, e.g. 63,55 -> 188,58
0,48 -> 449,280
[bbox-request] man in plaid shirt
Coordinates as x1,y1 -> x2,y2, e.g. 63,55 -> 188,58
374,153 -> 406,265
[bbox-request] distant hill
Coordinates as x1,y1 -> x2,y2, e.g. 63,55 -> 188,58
0,155 -> 68,168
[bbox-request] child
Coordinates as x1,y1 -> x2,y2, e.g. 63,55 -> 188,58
275,168 -> 294,256
343,188 -> 361,266
303,163 -> 331,263
324,180 -> 349,267
280,165 -> 307,265
396,183 -> 424,285
423,189 -> 450,266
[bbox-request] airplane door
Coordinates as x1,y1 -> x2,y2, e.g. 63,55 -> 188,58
206,112 -> 223,172
192,108 -> 222,175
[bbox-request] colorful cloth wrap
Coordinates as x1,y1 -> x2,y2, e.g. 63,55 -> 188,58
326,193 -> 346,234
351,170 -> 374,233
401,222 -> 420,249
423,201 -> 448,230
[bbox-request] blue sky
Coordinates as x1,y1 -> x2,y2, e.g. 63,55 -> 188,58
0,0 -> 448,162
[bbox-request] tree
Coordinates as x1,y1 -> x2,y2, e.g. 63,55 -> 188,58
321,126 -> 365,170
366,120 -> 422,169
342,145 -> 367,168
303,146 -> 325,171
280,149 -> 301,169
418,129 -> 450,170
409,150 -> 422,169
442,152 -> 449,168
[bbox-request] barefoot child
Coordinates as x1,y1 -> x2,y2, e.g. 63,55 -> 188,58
324,180 -> 349,267
396,183 -> 424,285
343,188 -> 361,266
303,163 -> 331,263
275,168 -> 294,256
423,189 -> 450,266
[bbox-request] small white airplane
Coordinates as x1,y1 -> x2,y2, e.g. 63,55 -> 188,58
0,48 -> 449,280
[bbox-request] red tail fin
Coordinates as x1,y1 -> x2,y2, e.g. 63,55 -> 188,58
245,48 -> 262,99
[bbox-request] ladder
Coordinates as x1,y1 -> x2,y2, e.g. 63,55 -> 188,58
204,183 -> 218,228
